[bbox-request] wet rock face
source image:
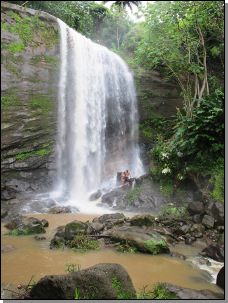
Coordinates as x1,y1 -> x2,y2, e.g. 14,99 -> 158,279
1,2 -> 60,189
135,68 -> 182,123
200,243 -> 224,262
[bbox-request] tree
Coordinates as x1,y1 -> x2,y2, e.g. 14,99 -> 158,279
103,1 -> 141,13
135,1 -> 224,117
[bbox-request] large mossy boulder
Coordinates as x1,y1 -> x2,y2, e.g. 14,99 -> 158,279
30,263 -> 136,299
64,220 -> 88,240
102,226 -> 169,254
4,216 -> 46,235
130,214 -> 155,226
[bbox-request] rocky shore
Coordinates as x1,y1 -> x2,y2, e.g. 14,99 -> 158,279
1,173 -> 224,299
2,203 -> 224,299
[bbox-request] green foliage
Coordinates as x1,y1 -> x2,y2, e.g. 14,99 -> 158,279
74,288 -> 80,299
28,94 -> 53,115
50,238 -> 63,248
170,89 -> 224,164
126,187 -> 143,205
137,283 -> 177,299
149,88 -> 224,183
16,144 -> 52,161
211,168 -> 224,202
22,228 -> 30,235
117,240 -> 137,253
98,8 -> 133,51
11,228 -> 19,236
159,181 -> 173,197
140,116 -> 173,141
6,42 -> 26,53
1,90 -> 19,109
112,276 -> 135,299
159,203 -> 186,218
65,263 -> 81,273
2,10 -> 59,53
69,233 -> 100,252
135,1 -> 224,116
143,238 -> 167,254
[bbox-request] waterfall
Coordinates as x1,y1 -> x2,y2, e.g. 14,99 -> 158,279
54,18 -> 145,212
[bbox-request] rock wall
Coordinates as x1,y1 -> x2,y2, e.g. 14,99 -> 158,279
135,67 -> 182,123
1,2 -> 59,189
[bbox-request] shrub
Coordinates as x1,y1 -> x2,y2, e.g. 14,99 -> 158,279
69,234 -> 99,252
126,187 -> 143,205
65,263 -> 81,273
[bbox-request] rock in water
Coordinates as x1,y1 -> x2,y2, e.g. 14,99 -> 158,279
30,263 -> 136,299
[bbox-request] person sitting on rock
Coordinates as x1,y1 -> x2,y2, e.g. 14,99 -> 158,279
125,170 -> 132,186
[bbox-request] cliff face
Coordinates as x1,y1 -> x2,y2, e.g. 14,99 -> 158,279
1,2 -> 59,190
1,2 -> 182,193
135,67 -> 182,122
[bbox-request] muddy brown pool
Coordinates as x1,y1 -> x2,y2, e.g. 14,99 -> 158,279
1,213 -> 223,293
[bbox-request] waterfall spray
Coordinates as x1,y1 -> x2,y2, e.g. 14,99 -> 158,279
55,18 -> 145,212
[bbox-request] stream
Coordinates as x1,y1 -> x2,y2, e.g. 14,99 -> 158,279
1,213 -> 223,294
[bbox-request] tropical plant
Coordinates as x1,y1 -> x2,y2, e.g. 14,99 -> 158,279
103,1 -> 141,13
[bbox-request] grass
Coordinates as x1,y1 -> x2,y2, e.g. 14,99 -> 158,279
137,283 -> 177,299
112,276 -> 135,299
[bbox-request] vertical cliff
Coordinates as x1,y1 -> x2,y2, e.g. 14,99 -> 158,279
1,2 -> 59,190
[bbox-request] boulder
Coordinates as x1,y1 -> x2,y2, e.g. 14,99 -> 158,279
130,214 -> 155,226
163,282 -> 224,299
30,263 -> 136,299
1,244 -> 15,253
64,220 -> 88,240
193,190 -> 203,201
5,179 -> 30,192
87,222 -> 104,234
93,213 -> 125,229
187,202 -> 204,215
1,209 -> 8,219
202,215 -> 214,229
4,217 -> 46,235
216,266 -> 224,290
169,252 -> 186,260
41,219 -> 49,227
102,226 -> 169,254
204,200 -> 224,226
89,190 -> 102,201
101,189 -> 126,207
49,206 -> 71,214
200,243 -> 224,262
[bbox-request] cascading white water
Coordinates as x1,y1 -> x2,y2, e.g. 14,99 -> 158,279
55,19 -> 145,212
